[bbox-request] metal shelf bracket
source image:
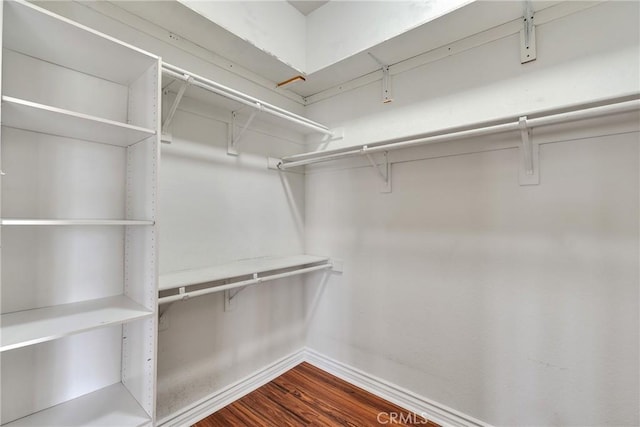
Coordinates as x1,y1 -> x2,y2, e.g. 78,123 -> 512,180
227,273 -> 258,303
381,65 -> 392,103
363,147 -> 392,193
161,74 -> 192,143
518,116 -> 539,185
228,105 -> 261,156
368,53 -> 393,103
520,1 -> 537,63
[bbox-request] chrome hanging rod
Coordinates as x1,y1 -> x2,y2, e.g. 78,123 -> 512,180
278,96 -> 640,169
161,63 -> 333,136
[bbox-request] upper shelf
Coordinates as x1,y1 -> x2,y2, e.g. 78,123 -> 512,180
3,0 -> 157,85
159,254 -> 330,291
1,295 -> 153,352
1,96 -> 156,147
161,63 -> 334,137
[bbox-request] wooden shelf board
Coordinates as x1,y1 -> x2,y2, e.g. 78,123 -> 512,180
1,96 -> 156,147
159,254 -> 330,291
3,383 -> 151,427
0,295 -> 153,352
0,219 -> 154,226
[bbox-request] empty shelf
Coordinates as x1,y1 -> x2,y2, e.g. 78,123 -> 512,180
160,254 -> 330,291
1,295 -> 153,352
3,0 -> 157,85
0,219 -> 154,226
3,383 -> 150,427
162,64 -> 333,137
1,96 -> 156,147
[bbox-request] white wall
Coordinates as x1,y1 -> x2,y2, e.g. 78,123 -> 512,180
304,2 -> 639,426
178,0 -> 307,73
156,96 -> 309,419
32,1 -> 639,425
306,0 -> 470,73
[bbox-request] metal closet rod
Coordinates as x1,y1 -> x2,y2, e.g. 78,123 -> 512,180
158,263 -> 332,305
279,96 -> 640,169
162,63 -> 333,136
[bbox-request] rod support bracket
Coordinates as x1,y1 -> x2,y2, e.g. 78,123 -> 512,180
268,157 -> 283,171
178,286 -> 189,301
518,116 -> 539,185
362,147 -> 392,193
228,107 -> 260,156
224,289 -> 237,311
161,74 -> 192,139
520,1 -> 537,63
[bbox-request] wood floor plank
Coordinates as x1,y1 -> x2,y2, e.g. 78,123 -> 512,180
280,366 -> 417,426
273,373 -> 368,426
193,362 -> 440,427
258,382 -> 338,425
225,399 -> 279,427
294,363 -> 434,427
236,388 -> 306,427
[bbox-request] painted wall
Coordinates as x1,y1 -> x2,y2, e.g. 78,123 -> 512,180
32,1 -> 640,425
304,2 -> 639,426
177,0 -> 307,72
156,97 -> 308,420
306,0 -> 470,73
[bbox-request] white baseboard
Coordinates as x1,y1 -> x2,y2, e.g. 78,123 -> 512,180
303,348 -> 492,427
157,348 -> 305,427
158,347 -> 491,427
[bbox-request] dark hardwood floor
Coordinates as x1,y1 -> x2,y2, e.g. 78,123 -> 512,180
193,362 -> 440,426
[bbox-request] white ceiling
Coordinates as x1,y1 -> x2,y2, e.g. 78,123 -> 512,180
287,1 -> 329,16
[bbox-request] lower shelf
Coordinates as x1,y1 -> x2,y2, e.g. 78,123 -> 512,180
0,295 -> 153,352
159,254 -> 330,291
3,383 -> 151,427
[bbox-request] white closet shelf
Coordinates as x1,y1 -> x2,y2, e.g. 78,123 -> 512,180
0,219 -> 154,226
0,295 -> 153,352
162,63 -> 334,137
159,254 -> 330,291
1,96 -> 156,147
3,0 -> 157,85
3,383 -> 151,427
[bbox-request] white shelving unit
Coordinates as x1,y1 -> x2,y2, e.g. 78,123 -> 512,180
0,1 -> 160,426
1,295 -> 153,352
1,96 -> 156,147
4,383 -> 152,427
